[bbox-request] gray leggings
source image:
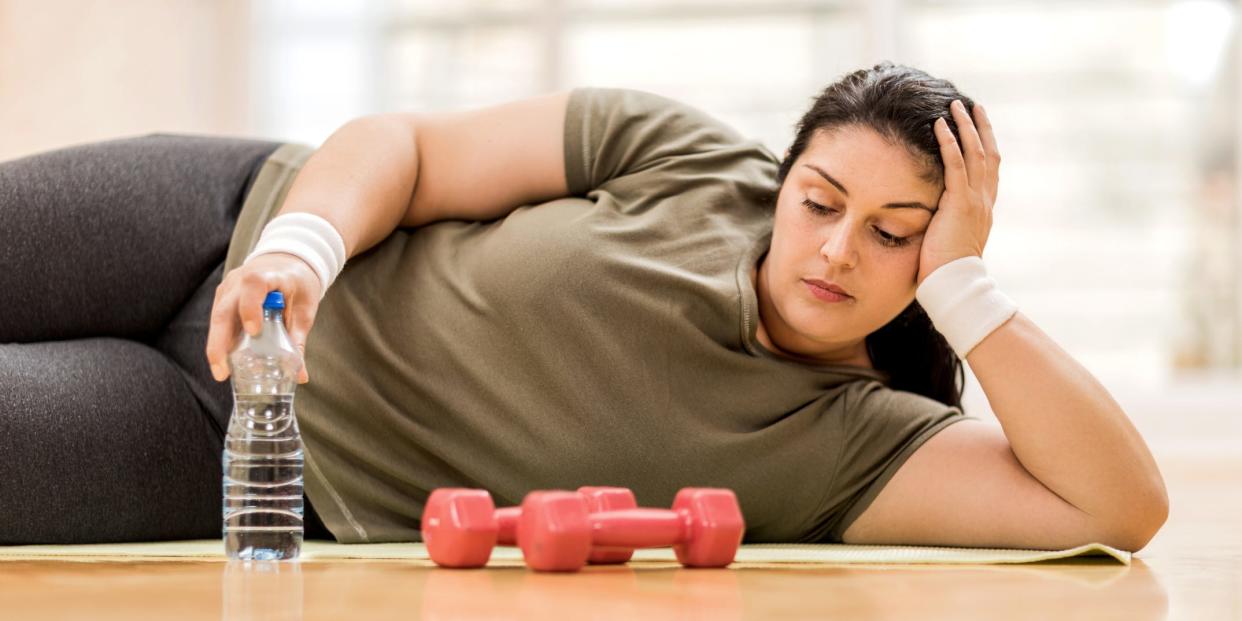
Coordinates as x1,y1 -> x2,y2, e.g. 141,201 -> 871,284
0,134 -> 332,543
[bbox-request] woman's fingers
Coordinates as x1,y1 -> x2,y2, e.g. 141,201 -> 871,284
973,103 -> 1001,162
973,103 -> 1002,198
949,99 -> 987,188
288,292 -> 318,384
206,287 -> 239,381
238,269 -> 277,337
204,254 -> 322,384
934,117 -> 969,193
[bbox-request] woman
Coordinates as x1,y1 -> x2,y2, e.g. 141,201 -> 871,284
0,63 -> 1168,551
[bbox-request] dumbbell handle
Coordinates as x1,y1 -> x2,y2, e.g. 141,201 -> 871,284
495,507 -> 520,545
587,508 -> 690,549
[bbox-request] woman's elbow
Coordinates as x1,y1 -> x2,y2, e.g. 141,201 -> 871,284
1106,489 -> 1170,552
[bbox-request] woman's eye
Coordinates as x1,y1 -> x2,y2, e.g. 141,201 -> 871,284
874,227 -> 911,247
801,198 -> 834,215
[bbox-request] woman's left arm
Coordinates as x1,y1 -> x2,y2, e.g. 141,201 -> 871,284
966,310 -> 1169,540
924,100 -> 1168,541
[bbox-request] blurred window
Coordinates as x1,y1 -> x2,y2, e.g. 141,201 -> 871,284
253,0 -> 1242,386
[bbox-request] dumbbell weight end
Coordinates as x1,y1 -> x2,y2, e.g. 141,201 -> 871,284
422,488 -> 500,568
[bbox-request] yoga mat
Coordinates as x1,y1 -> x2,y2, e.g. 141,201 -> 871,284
0,540 -> 1130,566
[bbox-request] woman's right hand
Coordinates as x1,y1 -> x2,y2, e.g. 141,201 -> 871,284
206,252 -> 324,385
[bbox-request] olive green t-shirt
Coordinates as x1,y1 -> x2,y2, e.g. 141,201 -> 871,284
222,87 -> 973,545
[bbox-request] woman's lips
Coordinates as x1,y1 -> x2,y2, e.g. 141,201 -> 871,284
804,280 -> 852,303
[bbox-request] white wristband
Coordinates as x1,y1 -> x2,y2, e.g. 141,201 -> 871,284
914,256 -> 1018,358
244,213 -> 348,300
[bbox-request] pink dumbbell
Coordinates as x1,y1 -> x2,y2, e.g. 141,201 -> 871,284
516,488 -> 745,572
421,486 -> 638,568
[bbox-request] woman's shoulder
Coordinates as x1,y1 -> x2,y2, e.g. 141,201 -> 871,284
565,86 -> 780,198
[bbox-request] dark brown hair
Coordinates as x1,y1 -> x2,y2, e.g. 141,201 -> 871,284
776,62 -> 974,410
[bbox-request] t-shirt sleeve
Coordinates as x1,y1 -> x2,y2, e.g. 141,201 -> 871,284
562,86 -> 778,199
813,381 -> 975,543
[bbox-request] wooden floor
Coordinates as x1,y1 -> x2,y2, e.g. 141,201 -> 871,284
1,375 -> 1238,620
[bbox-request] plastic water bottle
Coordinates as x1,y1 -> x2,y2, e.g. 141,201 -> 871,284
223,290 -> 305,561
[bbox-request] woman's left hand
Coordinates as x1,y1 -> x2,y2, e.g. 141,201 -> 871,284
917,99 -> 1001,287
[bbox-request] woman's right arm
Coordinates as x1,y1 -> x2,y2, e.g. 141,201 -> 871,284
206,89 -> 573,383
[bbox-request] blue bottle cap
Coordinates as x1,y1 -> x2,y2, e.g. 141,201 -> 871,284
263,291 -> 285,310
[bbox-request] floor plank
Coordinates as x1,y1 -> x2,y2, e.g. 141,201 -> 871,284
0,375 -> 1237,620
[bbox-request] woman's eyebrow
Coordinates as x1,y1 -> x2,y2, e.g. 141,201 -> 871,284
803,164 -> 850,195
802,164 -> 936,213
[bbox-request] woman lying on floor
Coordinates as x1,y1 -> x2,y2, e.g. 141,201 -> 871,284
0,62 -> 1168,551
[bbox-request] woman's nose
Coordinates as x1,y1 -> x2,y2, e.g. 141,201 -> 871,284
820,225 -> 859,269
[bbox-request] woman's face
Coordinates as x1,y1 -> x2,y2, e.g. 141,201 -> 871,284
756,123 -> 942,366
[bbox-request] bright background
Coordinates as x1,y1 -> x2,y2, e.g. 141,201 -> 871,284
2,0 -> 1239,431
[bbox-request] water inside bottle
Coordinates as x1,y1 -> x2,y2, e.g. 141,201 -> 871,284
223,393 -> 304,561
